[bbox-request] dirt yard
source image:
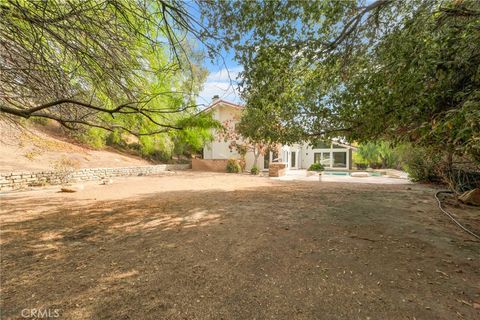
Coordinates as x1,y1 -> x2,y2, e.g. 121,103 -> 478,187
1,172 -> 479,319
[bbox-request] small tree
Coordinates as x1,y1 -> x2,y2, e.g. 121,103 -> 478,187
217,118 -> 275,169
51,156 -> 80,186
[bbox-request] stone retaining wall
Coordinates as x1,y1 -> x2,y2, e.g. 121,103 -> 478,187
0,164 -> 190,191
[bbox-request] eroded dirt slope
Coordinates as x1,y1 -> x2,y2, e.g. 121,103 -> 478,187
0,121 -> 150,172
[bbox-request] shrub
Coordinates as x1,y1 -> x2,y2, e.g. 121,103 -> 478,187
238,159 -> 246,171
308,163 -> 325,171
51,156 -> 80,185
356,163 -> 367,170
402,147 -> 442,182
76,127 -> 107,149
356,141 -> 401,169
148,150 -> 172,162
226,159 -> 242,173
250,165 -> 259,175
127,142 -> 142,151
369,162 -> 383,169
106,130 -> 126,148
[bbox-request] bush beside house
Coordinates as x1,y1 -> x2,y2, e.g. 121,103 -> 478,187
226,159 -> 242,173
308,163 -> 325,172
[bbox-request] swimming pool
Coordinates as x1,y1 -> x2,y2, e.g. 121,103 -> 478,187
322,171 -> 383,177
322,171 -> 349,176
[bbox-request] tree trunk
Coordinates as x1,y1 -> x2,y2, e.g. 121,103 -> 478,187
253,148 -> 260,168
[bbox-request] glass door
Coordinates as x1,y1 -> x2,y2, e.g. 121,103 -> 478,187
321,152 -> 331,168
291,151 -> 297,169
263,149 -> 270,169
332,152 -> 347,168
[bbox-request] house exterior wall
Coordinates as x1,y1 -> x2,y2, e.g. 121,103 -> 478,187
281,144 -> 302,169
202,100 -> 352,171
203,105 -> 241,160
202,103 -> 266,171
286,143 -> 352,170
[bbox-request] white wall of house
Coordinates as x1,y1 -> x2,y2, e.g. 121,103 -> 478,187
281,144 -> 302,169
202,100 -> 352,171
301,145 -> 351,170
283,143 -> 352,170
202,102 -> 266,171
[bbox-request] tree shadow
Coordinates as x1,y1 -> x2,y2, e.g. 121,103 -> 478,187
1,183 -> 479,319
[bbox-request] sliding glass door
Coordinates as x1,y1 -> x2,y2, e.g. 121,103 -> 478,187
332,152 -> 347,168
291,151 -> 297,168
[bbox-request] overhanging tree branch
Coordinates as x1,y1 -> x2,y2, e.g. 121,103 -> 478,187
0,0 -> 220,137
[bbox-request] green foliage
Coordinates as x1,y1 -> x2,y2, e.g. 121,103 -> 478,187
76,128 -> 107,149
105,130 -> 125,148
378,143 -> 400,169
236,144 -> 248,158
250,165 -> 259,175
357,143 -> 380,168
203,0 -> 480,165
352,152 -> 367,169
308,163 -> 325,172
356,142 -> 400,169
226,159 -> 242,173
1,0 -> 219,161
138,134 -> 175,161
401,147 -> 442,182
75,113 -> 216,161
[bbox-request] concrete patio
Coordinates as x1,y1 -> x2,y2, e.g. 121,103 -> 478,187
272,169 -> 411,184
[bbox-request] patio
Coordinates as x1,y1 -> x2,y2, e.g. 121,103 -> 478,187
272,169 -> 411,184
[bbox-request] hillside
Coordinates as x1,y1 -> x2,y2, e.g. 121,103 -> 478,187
0,121 -> 152,173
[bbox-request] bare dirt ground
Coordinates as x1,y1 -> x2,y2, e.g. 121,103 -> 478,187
0,121 -> 150,172
1,172 -> 479,319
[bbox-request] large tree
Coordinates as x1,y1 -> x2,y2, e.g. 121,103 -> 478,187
0,0 -> 217,136
202,0 -> 480,162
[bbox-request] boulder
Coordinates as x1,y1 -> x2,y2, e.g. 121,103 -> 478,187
60,184 -> 84,193
458,188 -> 480,206
101,179 -> 113,185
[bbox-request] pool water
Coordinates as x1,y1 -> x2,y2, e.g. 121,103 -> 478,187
323,171 -> 349,176
322,171 -> 383,177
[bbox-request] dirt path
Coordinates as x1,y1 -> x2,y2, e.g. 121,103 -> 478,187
1,172 -> 479,319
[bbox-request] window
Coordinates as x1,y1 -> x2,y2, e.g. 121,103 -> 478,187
265,149 -> 280,168
332,152 -> 347,168
272,149 -> 279,161
321,152 -> 331,167
315,152 -> 331,167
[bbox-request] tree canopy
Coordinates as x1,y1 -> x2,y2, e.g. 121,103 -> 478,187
0,0 -> 216,136
202,0 -> 480,162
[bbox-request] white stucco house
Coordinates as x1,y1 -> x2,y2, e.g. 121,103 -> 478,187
201,98 -> 354,171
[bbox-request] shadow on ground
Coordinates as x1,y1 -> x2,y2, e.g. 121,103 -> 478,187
1,182 -> 479,319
